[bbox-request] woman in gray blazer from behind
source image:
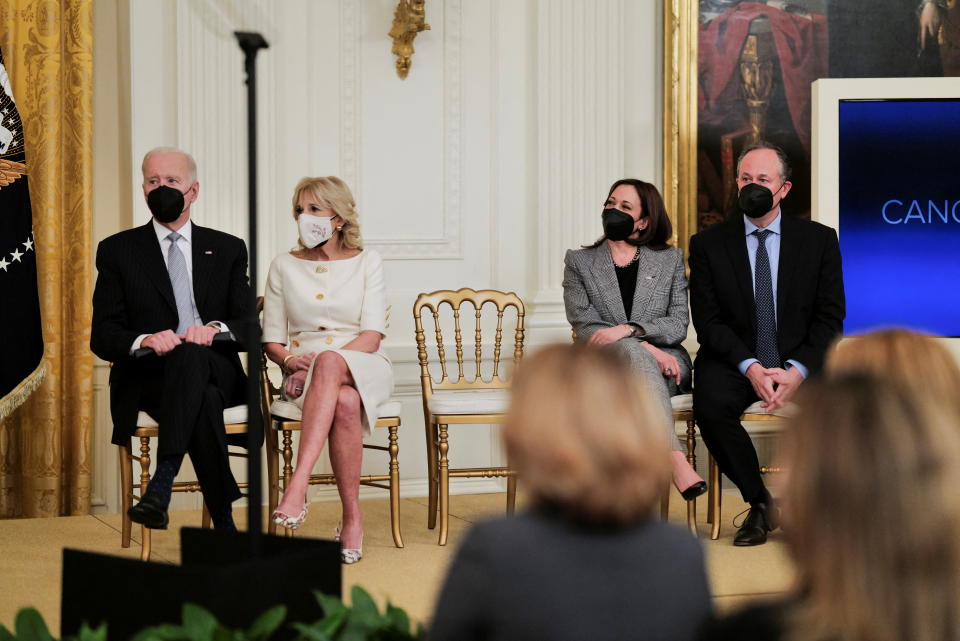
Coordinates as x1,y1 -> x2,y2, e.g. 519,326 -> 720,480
430,345 -> 712,641
563,178 -> 706,498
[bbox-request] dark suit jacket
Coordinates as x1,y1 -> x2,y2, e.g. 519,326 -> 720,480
90,221 -> 253,446
688,215 -> 845,377
429,509 -> 712,641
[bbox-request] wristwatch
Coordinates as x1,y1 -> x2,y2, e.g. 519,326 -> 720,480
627,323 -> 645,339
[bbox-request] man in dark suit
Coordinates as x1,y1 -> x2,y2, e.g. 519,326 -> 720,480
689,142 -> 844,546
91,147 -> 254,531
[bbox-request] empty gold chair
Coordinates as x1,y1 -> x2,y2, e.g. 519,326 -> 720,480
413,288 -> 524,545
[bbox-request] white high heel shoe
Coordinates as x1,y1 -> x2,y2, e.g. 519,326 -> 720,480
272,503 -> 308,530
334,523 -> 363,564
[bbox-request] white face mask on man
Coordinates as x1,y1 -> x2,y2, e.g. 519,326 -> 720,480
297,213 -> 335,248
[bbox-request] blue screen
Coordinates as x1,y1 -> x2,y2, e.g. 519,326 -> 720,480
839,98 -> 960,337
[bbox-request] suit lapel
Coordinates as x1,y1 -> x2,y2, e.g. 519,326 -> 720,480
135,223 -> 178,314
191,224 -> 214,317
776,215 -> 803,320
629,246 -> 664,322
589,243 -> 628,324
725,217 -> 756,332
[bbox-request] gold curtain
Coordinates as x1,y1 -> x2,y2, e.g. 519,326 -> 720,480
0,0 -> 93,518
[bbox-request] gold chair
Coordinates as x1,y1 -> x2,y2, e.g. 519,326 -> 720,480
118,405 -> 249,561
669,394 -> 700,536
259,348 -> 404,547
414,288 -> 524,545
706,405 -> 786,540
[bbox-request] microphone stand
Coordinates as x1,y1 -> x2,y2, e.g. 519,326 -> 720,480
234,31 -> 269,558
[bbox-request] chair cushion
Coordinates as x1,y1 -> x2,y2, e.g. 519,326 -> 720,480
427,389 -> 510,415
136,405 -> 248,428
670,394 -> 693,412
743,401 -> 796,418
270,398 -> 403,422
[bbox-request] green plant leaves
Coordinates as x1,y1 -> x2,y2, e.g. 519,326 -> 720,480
14,609 -> 53,641
245,606 -> 286,641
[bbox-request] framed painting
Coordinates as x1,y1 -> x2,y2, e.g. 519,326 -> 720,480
664,0 -> 960,254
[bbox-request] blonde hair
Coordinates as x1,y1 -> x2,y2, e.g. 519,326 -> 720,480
827,329 -> 960,415
291,176 -> 362,250
502,343 -> 671,525
783,372 -> 960,641
141,147 -> 198,183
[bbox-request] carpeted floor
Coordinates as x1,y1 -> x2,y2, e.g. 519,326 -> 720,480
0,490 -> 794,634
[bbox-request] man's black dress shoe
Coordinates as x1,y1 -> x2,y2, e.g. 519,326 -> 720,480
733,501 -> 778,546
680,481 -> 708,501
128,492 -> 169,530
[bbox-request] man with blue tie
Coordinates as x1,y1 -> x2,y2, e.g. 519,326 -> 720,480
689,143 -> 845,546
91,148 -> 255,531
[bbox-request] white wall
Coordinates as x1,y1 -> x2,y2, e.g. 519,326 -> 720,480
91,0 -> 664,513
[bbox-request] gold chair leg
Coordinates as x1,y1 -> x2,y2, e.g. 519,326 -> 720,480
710,455 -> 722,540
506,473 -> 517,516
426,422 -> 439,530
685,418 -> 698,537
138,436 -> 152,560
266,425 -> 280,536
281,430 -> 295,538
387,425 -> 404,548
660,487 -> 670,521
140,526 -> 152,561
438,423 -> 449,546
201,501 -> 211,529
119,445 -> 133,549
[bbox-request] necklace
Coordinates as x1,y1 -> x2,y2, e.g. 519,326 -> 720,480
613,246 -> 641,269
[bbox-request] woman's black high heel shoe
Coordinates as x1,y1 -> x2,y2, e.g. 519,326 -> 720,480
680,481 -> 708,501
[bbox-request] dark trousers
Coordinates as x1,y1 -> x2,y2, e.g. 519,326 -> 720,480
139,343 -> 244,513
693,356 -> 768,505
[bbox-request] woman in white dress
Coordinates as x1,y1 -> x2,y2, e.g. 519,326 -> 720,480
262,176 -> 392,564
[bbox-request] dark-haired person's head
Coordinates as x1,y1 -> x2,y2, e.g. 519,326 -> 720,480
588,178 -> 673,250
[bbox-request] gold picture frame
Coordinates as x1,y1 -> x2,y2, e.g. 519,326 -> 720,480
662,0 -> 698,256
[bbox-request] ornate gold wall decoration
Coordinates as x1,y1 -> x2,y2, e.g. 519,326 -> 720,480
389,0 -> 430,79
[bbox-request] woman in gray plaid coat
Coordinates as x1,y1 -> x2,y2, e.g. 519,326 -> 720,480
563,178 -> 706,500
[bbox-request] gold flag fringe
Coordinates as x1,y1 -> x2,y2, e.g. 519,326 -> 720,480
0,360 -> 47,422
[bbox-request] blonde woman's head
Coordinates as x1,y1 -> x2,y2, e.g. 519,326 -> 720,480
502,343 -> 671,525
291,176 -> 362,250
827,329 -> 960,413
783,372 -> 960,641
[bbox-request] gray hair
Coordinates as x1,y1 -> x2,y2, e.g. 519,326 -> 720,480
141,147 -> 198,183
736,141 -> 792,182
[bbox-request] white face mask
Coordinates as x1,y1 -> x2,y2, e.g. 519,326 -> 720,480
297,213 -> 335,248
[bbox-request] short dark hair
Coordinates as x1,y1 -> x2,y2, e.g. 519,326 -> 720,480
736,141 -> 793,182
585,179 -> 673,250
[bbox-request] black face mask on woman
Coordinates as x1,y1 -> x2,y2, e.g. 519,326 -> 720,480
602,208 -> 636,241
738,182 -> 783,219
147,185 -> 186,223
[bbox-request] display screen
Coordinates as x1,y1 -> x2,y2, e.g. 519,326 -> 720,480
839,98 -> 960,336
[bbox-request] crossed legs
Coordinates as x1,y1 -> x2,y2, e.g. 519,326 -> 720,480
275,351 -> 365,549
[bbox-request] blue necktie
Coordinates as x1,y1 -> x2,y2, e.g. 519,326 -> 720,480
752,229 -> 780,369
166,232 -> 194,334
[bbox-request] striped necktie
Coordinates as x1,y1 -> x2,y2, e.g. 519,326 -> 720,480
752,229 -> 780,369
166,231 -> 194,334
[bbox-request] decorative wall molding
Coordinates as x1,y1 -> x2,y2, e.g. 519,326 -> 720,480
532,0 -> 626,328
362,0 -> 463,260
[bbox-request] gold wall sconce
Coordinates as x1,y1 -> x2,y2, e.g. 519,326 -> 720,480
389,0 -> 430,79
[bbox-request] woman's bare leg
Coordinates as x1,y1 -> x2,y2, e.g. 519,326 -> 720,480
329,385 -> 364,549
672,450 -> 705,493
275,351 -> 354,517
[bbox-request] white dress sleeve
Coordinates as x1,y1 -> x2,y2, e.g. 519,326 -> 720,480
359,249 -> 387,337
261,256 -> 289,345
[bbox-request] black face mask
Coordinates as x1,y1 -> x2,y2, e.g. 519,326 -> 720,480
147,185 -> 186,223
738,182 -> 783,219
602,208 -> 636,241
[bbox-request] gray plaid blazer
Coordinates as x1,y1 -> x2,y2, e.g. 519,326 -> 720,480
563,242 -> 692,369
